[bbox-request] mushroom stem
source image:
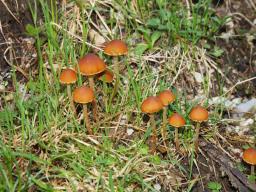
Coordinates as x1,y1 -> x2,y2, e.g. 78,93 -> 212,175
161,106 -> 168,141
88,77 -> 99,123
251,165 -> 255,176
83,104 -> 93,135
110,57 -> 119,102
175,127 -> 179,150
149,114 -> 157,153
67,85 -> 76,116
194,122 -> 200,152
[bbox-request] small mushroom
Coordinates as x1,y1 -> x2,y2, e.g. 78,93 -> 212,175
97,69 -> 114,83
141,96 -> 163,153
242,148 -> 256,182
158,90 -> 175,142
189,105 -> 208,152
103,40 -> 128,100
78,53 -> 106,123
73,86 -> 94,134
168,113 -> 185,151
59,68 -> 77,115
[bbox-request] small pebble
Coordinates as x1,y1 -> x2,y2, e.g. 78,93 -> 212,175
127,128 -> 134,136
153,183 -> 161,191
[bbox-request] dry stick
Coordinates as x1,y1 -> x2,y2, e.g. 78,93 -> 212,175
110,57 -> 119,102
149,114 -> 157,154
83,104 -> 92,135
88,77 -> 99,123
194,123 -> 200,152
67,85 -> 76,117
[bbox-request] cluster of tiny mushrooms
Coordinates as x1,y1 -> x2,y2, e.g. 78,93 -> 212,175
59,39 -> 256,180
59,40 -> 127,134
141,91 -> 209,153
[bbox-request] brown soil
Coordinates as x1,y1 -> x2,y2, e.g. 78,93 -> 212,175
214,0 -> 256,96
0,0 -> 34,91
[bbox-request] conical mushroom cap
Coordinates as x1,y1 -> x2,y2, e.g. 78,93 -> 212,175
141,96 -> 163,114
158,90 -> 175,106
169,113 -> 185,128
73,86 -> 94,104
104,40 -> 128,56
189,105 -> 208,122
78,53 -> 106,76
97,69 -> 114,83
242,148 -> 256,165
59,68 -> 77,84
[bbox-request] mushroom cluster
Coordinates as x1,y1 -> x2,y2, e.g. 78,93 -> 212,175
141,90 -> 209,154
59,40 -> 128,135
59,39 -> 210,154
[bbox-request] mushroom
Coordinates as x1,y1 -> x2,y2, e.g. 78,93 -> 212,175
103,40 -> 128,100
141,96 -> 163,153
73,86 -> 94,134
242,147 -> 256,182
189,105 -> 208,152
168,113 -> 185,151
97,69 -> 114,83
59,68 -> 77,115
158,90 -> 175,142
78,53 -> 106,122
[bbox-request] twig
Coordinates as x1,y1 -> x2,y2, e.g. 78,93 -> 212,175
222,76 -> 256,96
0,0 -> 21,24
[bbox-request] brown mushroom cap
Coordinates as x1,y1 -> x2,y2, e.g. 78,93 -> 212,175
78,53 -> 106,76
242,148 -> 256,165
59,68 -> 77,84
97,69 -> 114,83
158,90 -> 175,106
169,113 -> 185,128
73,86 -> 94,104
104,40 -> 128,56
141,96 -> 163,114
189,105 -> 209,122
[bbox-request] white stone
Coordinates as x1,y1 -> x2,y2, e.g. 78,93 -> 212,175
194,72 -> 204,83
127,128 -> 134,136
153,183 -> 161,191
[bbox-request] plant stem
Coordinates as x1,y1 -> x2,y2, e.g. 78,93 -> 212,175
67,85 -> 76,117
149,114 -> 157,154
161,106 -> 167,141
88,76 -> 99,123
175,127 -> 179,150
110,57 -> 119,102
194,122 -> 200,152
83,104 -> 92,134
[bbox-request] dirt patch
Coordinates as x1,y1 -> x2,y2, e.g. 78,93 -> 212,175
214,0 -> 256,96
0,0 -> 34,92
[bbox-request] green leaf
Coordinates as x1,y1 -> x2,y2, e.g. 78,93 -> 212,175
150,31 -> 162,47
134,43 -> 149,56
207,181 -> 222,191
210,46 -> 224,57
138,145 -> 148,155
146,18 -> 161,27
25,24 -> 40,37
150,155 -> 161,165
31,177 -> 54,191
248,174 -> 256,183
